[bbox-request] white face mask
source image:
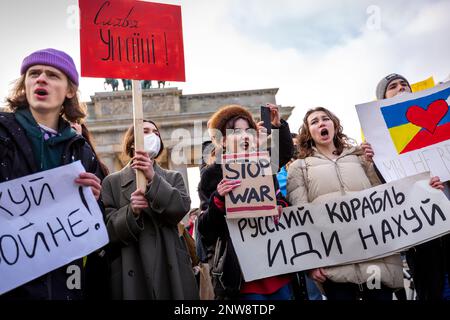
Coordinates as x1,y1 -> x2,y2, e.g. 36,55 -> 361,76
143,133 -> 161,158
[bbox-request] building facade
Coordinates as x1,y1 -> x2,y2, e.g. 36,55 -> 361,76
85,87 -> 294,188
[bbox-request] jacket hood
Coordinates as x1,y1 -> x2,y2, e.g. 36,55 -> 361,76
15,108 -> 76,144
14,108 -> 77,170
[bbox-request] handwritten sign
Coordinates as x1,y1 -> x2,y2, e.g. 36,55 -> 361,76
357,82 -> 450,182
0,162 -> 109,295
79,0 -> 185,81
227,173 -> 450,281
222,152 -> 278,219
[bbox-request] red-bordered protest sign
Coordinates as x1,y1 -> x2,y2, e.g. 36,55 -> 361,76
79,0 -> 185,81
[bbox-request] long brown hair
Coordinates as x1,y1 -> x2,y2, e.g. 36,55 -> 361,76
297,107 -> 354,158
6,74 -> 86,122
78,123 -> 110,178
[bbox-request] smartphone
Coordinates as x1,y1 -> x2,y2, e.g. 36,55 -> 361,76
260,105 -> 271,135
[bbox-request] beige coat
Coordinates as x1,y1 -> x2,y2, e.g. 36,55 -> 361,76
101,164 -> 199,299
287,147 -> 403,289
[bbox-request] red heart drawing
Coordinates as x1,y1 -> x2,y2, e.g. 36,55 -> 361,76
405,99 -> 449,134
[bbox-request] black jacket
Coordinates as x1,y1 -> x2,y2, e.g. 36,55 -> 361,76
0,112 -> 104,300
197,119 -> 294,213
406,235 -> 450,300
371,146 -> 450,300
197,163 -> 294,299
195,118 -> 300,298
0,112 -> 101,183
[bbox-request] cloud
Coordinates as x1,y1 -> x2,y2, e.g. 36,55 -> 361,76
227,0 -> 367,52
182,0 -> 450,141
1,0 -> 449,146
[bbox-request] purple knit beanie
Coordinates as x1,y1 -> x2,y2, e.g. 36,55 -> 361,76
20,48 -> 79,86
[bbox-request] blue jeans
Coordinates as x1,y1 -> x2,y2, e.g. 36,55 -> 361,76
442,274 -> 450,300
239,283 -> 293,300
305,275 -> 323,300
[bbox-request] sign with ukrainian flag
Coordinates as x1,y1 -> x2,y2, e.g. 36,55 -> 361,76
381,88 -> 450,154
356,81 -> 450,183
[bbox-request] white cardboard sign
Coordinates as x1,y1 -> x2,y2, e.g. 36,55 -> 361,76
356,82 -> 450,182
227,173 -> 450,281
0,161 -> 109,295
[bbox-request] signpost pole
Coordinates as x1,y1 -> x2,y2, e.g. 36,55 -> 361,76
132,80 -> 147,191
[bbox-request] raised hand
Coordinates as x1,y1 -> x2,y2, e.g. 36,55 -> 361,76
266,103 -> 281,127
361,142 -> 374,162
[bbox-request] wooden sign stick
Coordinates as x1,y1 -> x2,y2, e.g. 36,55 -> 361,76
132,80 -> 147,191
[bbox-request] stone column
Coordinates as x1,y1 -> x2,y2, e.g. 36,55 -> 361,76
167,147 -> 190,195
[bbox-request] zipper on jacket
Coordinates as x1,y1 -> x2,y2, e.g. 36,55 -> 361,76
314,152 -> 347,196
333,161 -> 346,196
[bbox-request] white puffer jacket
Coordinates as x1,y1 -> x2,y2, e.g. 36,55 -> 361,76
287,146 -> 403,289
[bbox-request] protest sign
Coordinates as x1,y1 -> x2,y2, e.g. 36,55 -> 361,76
222,152 -> 278,219
79,0 -> 186,190
0,162 -> 109,295
356,82 -> 450,182
79,0 -> 185,81
227,173 -> 450,281
411,76 -> 435,93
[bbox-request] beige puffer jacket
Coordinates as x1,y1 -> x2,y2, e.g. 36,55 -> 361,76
286,146 -> 403,289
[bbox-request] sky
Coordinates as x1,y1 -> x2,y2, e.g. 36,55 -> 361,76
1,0 -> 449,208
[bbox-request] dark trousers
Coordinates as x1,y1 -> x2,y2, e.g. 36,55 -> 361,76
323,280 -> 393,301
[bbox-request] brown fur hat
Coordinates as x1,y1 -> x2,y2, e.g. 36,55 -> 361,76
208,105 -> 257,142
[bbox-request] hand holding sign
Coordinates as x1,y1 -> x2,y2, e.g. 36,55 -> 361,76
74,172 -> 102,200
130,188 -> 148,216
0,162 -> 108,295
217,179 -> 241,197
361,142 -> 374,162
429,176 -> 444,190
131,151 -> 155,182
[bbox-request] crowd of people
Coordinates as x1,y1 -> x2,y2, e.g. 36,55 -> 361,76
0,48 -> 449,300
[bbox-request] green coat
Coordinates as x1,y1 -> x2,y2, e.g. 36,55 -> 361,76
101,164 -> 199,300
